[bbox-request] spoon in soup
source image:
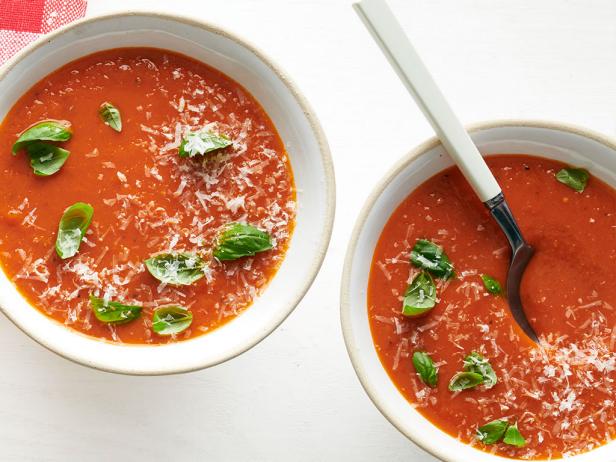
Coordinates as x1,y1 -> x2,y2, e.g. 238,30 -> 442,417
354,0 -> 539,343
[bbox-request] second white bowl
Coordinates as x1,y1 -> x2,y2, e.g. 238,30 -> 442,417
341,120 -> 616,462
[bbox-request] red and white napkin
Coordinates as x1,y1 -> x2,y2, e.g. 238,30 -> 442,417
0,0 -> 87,65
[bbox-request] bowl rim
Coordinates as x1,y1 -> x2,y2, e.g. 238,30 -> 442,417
0,11 -> 336,375
340,119 -> 616,461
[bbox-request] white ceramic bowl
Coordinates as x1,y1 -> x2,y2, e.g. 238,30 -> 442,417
341,120 -> 616,462
0,12 -> 335,375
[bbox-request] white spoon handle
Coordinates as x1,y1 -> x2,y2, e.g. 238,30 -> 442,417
354,0 -> 501,202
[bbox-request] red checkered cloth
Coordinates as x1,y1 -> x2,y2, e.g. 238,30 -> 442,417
0,0 -> 87,65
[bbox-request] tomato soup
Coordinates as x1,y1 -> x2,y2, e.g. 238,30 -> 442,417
368,155 -> 616,459
0,48 -> 296,343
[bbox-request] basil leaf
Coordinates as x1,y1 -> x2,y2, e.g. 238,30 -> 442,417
55,202 -> 94,259
152,305 -> 193,335
477,419 -> 509,445
178,130 -> 232,158
402,272 -> 436,317
12,120 -> 72,154
448,371 -> 484,391
89,294 -> 141,324
503,422 -> 526,447
213,223 -> 273,261
412,351 -> 438,387
26,141 -> 70,176
463,351 -> 497,389
145,252 -> 206,285
555,167 -> 589,193
99,102 -> 122,132
481,274 -> 502,295
410,239 -> 454,279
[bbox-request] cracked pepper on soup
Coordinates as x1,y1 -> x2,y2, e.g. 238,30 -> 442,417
0,48 -> 295,343
368,155 -> 616,458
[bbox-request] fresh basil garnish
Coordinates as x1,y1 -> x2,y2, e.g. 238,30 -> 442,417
410,239 -> 454,279
481,274 -> 502,295
26,141 -> 70,176
555,167 -> 589,193
448,371 -> 484,391
213,223 -> 273,261
477,420 -> 526,447
152,305 -> 193,335
179,130 -> 232,158
477,419 -> 509,445
145,252 -> 206,285
55,202 -> 94,259
412,351 -> 438,388
402,272 -> 436,317
99,102 -> 122,132
12,120 -> 72,154
89,295 -> 141,324
463,352 -> 497,389
503,422 -> 526,447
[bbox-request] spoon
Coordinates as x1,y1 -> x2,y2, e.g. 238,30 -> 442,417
353,0 -> 538,343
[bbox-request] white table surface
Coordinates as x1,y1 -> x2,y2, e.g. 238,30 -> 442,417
2,1 -> 616,461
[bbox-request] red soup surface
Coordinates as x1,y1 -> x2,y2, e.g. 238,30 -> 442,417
0,48 -> 296,344
368,155 -> 616,459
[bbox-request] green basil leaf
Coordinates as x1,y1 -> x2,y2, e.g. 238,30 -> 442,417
412,351 -> 438,387
145,252 -> 206,285
89,294 -> 141,324
503,422 -> 526,447
402,272 -> 436,317
152,305 -> 193,335
410,239 -> 454,279
477,419 -> 509,445
55,202 -> 94,259
178,130 -> 232,158
555,167 -> 589,193
98,102 -> 122,132
448,371 -> 484,391
12,120 -> 72,154
26,141 -> 70,176
463,351 -> 497,389
213,223 -> 273,261
481,274 -> 502,295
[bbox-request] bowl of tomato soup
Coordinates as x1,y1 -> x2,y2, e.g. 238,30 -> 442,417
0,13 -> 334,374
341,120 -> 616,461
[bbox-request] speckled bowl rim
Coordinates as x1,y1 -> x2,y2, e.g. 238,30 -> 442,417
340,119 -> 616,461
0,11 -> 336,375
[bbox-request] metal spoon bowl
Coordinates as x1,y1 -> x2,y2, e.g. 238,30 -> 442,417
487,194 -> 537,342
